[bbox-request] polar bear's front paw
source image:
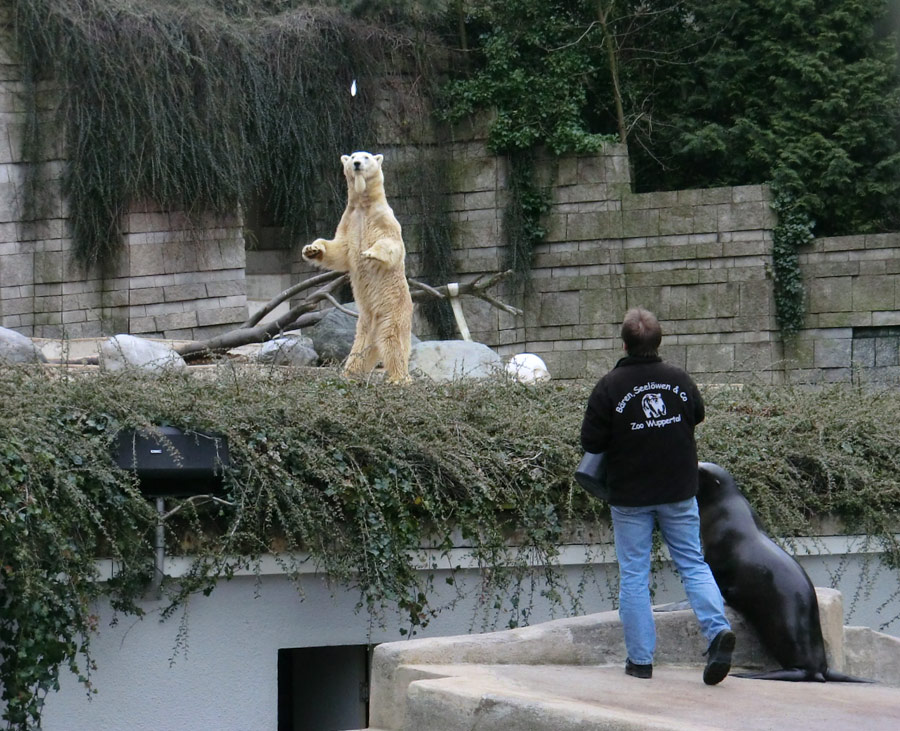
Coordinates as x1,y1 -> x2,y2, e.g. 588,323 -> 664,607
362,247 -> 388,264
302,242 -> 325,262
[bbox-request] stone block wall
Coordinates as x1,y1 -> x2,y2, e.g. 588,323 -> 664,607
386,134 -> 900,385
3,5 -> 899,379
113,204 -> 249,339
785,233 -> 900,383
0,13 -> 249,341
384,138 -> 784,383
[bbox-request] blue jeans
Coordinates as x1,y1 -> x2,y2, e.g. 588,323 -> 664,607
610,497 -> 730,665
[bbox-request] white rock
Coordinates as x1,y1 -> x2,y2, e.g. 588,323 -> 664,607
0,326 -> 46,364
410,340 -> 502,382
100,334 -> 187,374
506,353 -> 551,383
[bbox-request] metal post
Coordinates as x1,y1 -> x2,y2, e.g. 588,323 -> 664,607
154,496 -> 165,595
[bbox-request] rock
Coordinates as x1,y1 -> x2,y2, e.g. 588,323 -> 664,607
305,304 -> 359,364
410,340 -> 502,382
506,353 -> 551,383
305,303 -> 420,365
0,326 -> 47,364
256,335 -> 318,366
99,334 -> 187,374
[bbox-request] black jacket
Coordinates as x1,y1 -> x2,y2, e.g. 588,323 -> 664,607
580,355 -> 705,507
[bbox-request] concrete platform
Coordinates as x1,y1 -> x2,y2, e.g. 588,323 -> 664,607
401,663 -> 900,730
366,588 -> 900,731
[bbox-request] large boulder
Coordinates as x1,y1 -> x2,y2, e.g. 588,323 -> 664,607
100,334 -> 187,374
410,340 -> 502,382
0,326 -> 47,364
256,334 -> 318,366
304,304 -> 358,364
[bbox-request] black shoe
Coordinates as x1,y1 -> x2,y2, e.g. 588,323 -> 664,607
625,659 -> 653,679
703,629 -> 735,685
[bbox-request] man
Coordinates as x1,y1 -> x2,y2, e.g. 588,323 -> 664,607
580,307 -> 734,684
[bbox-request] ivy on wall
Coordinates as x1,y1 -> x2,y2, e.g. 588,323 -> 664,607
437,0 -> 900,332
771,193 -> 815,334
503,150 -> 552,287
438,0 -> 614,286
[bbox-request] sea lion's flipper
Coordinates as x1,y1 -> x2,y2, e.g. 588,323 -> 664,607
731,668 -> 823,682
823,669 -> 875,683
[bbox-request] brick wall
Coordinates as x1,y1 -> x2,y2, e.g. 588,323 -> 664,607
0,13 -> 248,341
785,233 -> 900,383
113,204 -> 248,339
384,135 -> 900,385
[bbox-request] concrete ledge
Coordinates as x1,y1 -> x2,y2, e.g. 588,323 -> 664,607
398,665 -> 900,731
368,588 -> 900,731
844,626 -> 900,681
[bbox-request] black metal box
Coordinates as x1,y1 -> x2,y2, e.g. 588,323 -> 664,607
114,426 -> 230,497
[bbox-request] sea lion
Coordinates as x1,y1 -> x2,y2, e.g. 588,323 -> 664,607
696,462 -> 869,682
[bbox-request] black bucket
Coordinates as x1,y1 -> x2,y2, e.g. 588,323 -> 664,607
574,451 -> 610,501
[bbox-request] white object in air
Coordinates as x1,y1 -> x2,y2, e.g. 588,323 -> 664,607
350,79 -> 357,97
506,353 -> 551,383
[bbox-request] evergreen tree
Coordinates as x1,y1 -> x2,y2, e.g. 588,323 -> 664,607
648,0 -> 900,234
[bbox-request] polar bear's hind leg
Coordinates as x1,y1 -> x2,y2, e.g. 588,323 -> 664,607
344,314 -> 379,377
378,316 -> 412,384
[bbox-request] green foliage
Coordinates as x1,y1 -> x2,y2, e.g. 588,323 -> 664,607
504,150 -> 551,286
13,0 -> 405,269
771,195 -> 815,334
440,0 -> 900,236
0,364 -> 598,729
700,385 -> 900,554
439,0 -> 614,155
438,0 -> 900,327
654,0 -> 900,236
437,0 -> 606,288
2,364 -> 900,729
0,373 -> 156,729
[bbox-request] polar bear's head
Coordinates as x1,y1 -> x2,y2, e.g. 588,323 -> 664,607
341,151 -> 384,195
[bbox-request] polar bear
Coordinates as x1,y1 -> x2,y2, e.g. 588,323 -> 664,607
302,151 -> 413,383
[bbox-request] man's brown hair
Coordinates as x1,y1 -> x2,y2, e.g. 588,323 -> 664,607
621,307 -> 662,357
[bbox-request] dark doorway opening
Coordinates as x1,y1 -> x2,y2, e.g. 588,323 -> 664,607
277,644 -> 371,731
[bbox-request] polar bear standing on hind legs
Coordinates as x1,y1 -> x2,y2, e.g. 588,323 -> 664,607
302,151 -> 413,383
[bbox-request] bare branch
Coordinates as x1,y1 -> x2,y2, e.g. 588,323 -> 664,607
161,494 -> 237,521
157,270 -> 521,362
241,270 -> 343,328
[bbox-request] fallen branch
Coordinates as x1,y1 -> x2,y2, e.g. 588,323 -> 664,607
177,273 -> 350,359
181,270 -> 522,362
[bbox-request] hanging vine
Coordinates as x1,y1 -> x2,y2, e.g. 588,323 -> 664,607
2,365 -> 900,729
503,150 -> 551,288
13,0 -> 412,270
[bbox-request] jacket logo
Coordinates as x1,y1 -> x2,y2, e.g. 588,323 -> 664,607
641,393 -> 666,419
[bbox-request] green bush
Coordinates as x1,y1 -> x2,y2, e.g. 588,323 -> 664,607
1,364 -> 899,728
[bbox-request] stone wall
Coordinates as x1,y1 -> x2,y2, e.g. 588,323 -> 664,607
110,204 -> 248,339
0,12 -> 249,341
383,134 -> 900,385
788,233 -> 900,383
